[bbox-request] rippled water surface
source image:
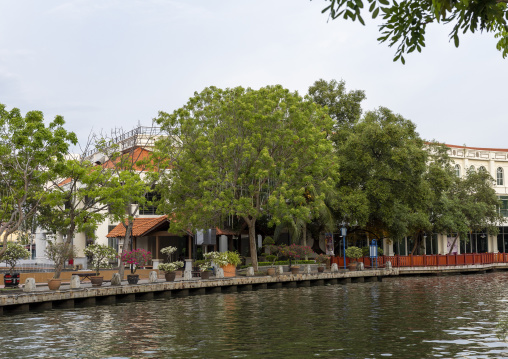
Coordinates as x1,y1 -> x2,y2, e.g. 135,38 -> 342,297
2,273 -> 508,358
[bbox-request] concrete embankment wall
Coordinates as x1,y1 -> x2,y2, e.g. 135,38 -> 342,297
2,264 -> 508,316
0,269 -> 159,283
0,269 -> 398,315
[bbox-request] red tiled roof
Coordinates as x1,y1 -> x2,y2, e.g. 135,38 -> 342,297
107,215 -> 169,238
215,228 -> 247,236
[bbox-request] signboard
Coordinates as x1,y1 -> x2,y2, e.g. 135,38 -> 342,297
447,235 -> 458,254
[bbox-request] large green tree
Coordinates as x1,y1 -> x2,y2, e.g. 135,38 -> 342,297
38,152 -> 147,279
334,107 -> 430,242
320,0 -> 508,62
308,79 -> 366,128
0,104 -> 76,259
433,166 -> 502,254
156,85 -> 338,270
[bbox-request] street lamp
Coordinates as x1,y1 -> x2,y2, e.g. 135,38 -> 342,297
340,223 -> 347,270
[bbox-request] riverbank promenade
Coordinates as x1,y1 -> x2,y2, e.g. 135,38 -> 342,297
2,262 -> 508,316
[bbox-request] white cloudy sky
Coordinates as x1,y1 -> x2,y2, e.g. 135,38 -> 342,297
0,0 -> 506,149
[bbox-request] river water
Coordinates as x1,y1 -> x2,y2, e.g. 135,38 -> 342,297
2,272 -> 508,358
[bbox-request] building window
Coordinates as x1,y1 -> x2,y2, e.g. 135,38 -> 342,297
497,167 -> 504,186
499,196 -> 508,217
454,164 -> 461,177
469,165 -> 475,172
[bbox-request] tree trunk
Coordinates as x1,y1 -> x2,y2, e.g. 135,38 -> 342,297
247,219 -> 258,272
302,222 -> 308,260
53,227 -> 75,279
118,220 -> 134,278
411,232 -> 421,255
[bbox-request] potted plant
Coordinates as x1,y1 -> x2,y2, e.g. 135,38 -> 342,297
203,251 -> 242,277
315,253 -> 330,273
196,259 -> 212,279
121,248 -> 152,284
45,241 -> 76,290
158,261 -> 184,281
345,246 -> 363,271
2,242 -> 30,287
83,244 -> 118,286
263,237 -> 278,275
159,246 -> 183,281
278,244 -> 314,274
265,254 -> 278,276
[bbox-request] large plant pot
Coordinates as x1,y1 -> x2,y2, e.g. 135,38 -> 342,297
290,266 -> 300,275
201,270 -> 211,280
266,268 -> 276,276
165,272 -> 176,282
221,264 -> 236,277
317,266 -> 325,273
48,279 -> 62,290
347,262 -> 359,271
4,273 -> 20,288
90,276 -> 104,287
127,274 -> 139,285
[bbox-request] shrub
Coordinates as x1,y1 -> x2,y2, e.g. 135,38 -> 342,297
345,246 -> 363,260
158,261 -> 184,273
203,251 -> 242,267
2,242 -> 30,275
122,248 -> 152,274
83,244 -> 118,275
277,244 -> 315,264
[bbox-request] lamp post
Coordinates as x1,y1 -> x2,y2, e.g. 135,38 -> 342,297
341,223 -> 347,270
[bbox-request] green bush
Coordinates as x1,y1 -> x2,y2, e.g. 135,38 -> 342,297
345,246 -> 363,260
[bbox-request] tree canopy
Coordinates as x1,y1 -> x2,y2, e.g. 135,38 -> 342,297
320,0 -> 508,62
156,85 -> 338,270
0,104 -> 76,259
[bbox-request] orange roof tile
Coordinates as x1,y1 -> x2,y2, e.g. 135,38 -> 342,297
107,215 -> 170,238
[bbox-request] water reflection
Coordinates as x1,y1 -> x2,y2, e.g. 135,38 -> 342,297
1,273 -> 508,358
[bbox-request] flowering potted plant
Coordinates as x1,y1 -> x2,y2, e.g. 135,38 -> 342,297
315,253 -> 330,273
203,251 -> 242,277
345,246 -> 363,271
158,262 -> 183,281
121,248 -> 152,284
278,244 -> 315,274
83,244 -> 118,286
159,246 -> 182,281
197,259 -> 212,279
2,242 -> 30,288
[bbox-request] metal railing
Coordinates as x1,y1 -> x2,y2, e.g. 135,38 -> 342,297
83,126 -> 160,159
331,252 -> 508,268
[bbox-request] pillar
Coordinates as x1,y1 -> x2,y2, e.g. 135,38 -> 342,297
488,234 -> 498,253
383,238 -> 394,256
219,235 -> 227,252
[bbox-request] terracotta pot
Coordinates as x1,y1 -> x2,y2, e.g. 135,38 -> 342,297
201,270 -> 211,280
90,276 -> 104,287
317,266 -> 325,273
347,262 -> 359,271
290,266 -> 300,275
266,268 -> 276,276
127,274 -> 139,285
48,279 -> 62,290
221,264 -> 236,277
165,272 -> 176,282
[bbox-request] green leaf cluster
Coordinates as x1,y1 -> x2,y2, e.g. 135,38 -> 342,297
321,0 -> 508,62
155,85 -> 338,270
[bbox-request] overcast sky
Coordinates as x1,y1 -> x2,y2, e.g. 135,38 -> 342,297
1,1 -> 506,150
